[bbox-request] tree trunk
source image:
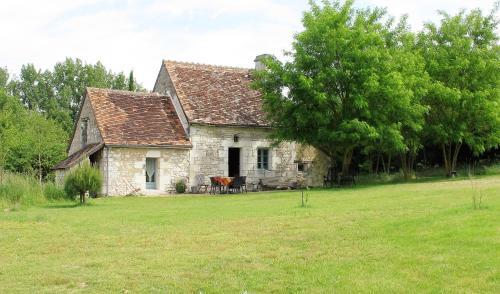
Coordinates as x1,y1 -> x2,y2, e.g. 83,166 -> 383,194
341,149 -> 353,175
442,143 -> 462,177
38,154 -> 42,184
451,143 -> 462,176
80,191 -> 85,204
400,152 -> 416,180
375,153 -> 380,174
381,154 -> 387,173
387,153 -> 392,174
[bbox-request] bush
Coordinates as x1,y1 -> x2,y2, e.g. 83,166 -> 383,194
175,179 -> 186,194
64,162 -> 103,204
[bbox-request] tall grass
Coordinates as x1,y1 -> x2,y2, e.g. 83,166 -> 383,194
0,171 -> 68,210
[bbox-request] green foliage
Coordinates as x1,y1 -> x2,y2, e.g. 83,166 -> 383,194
0,90 -> 67,181
128,70 -> 136,91
418,7 -> 500,175
0,170 -> 73,209
253,1 -> 428,175
43,182 -> 69,201
5,58 -> 145,133
175,179 -> 186,193
64,162 -> 103,203
0,171 -> 45,209
0,67 -> 8,89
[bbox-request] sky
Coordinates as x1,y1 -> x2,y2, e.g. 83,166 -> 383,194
0,0 -> 497,89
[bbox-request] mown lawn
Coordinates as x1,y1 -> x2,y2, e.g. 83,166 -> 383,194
1,176 -> 499,293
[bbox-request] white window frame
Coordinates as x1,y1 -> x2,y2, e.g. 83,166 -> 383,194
257,148 -> 270,170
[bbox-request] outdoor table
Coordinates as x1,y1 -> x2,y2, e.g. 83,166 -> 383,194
213,176 -> 234,193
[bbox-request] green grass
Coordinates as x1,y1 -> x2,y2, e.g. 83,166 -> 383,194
1,176 -> 499,293
0,172 -> 69,210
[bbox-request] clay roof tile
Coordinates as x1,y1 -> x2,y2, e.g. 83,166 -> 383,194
164,60 -> 269,127
87,88 -> 191,147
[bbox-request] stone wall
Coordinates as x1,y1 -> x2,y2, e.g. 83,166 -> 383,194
68,94 -> 102,155
153,64 -> 190,133
104,147 -> 190,196
189,125 -> 327,189
295,144 -> 330,187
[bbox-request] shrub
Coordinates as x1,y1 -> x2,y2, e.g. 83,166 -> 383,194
175,179 -> 186,194
64,162 -> 103,204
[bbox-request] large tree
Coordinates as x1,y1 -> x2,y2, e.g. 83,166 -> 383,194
254,0 -> 428,175
0,90 -> 67,181
419,8 -> 500,176
7,58 -> 146,133
380,18 -> 429,179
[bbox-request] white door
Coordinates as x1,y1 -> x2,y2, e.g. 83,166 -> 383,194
145,158 -> 157,189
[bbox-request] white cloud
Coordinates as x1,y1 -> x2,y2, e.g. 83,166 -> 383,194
0,0 -> 497,89
145,0 -> 300,21
358,0 -> 498,30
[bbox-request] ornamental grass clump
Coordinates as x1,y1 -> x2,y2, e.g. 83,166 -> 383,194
0,172 -> 45,209
64,162 -> 103,204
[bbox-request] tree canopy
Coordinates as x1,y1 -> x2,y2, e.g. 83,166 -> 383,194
254,0 -> 430,175
419,7 -> 500,176
0,58 -> 145,181
3,58 -> 145,133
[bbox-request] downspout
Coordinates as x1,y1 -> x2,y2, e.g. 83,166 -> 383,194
106,146 -> 110,196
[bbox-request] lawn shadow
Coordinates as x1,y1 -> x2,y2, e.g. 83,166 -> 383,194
43,203 -> 81,209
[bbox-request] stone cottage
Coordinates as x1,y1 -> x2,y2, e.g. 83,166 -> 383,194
54,56 -> 328,195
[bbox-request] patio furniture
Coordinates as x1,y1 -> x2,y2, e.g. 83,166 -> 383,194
209,177 -> 222,194
195,174 -> 209,194
228,176 -> 248,193
240,176 -> 247,193
210,176 -> 234,194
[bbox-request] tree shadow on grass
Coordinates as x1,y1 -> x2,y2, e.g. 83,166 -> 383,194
43,202 -> 84,209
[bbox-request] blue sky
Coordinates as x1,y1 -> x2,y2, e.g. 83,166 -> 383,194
0,0 -> 497,89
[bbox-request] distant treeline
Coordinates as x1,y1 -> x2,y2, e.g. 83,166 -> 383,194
0,58 -> 144,181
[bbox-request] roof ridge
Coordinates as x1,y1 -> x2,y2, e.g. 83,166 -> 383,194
86,87 -> 166,97
164,59 -> 251,71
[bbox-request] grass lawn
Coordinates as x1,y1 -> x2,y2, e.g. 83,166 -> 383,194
1,176 -> 499,293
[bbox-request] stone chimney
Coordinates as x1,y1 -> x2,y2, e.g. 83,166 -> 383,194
254,54 -> 272,71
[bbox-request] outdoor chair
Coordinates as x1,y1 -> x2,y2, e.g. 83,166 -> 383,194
209,177 -> 222,195
195,174 -> 209,194
228,176 -> 247,193
239,176 -> 248,193
228,176 -> 242,193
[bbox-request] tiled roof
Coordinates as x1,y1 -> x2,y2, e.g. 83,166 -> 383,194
87,88 -> 191,147
164,60 -> 269,127
53,143 -> 103,170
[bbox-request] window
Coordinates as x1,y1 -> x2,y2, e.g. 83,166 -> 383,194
257,148 -> 269,170
81,118 -> 89,146
297,162 -> 309,172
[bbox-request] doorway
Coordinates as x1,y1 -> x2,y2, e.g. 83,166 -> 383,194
145,158 -> 157,189
228,148 -> 240,177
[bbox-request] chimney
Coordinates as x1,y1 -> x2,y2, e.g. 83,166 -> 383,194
254,54 -> 272,71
